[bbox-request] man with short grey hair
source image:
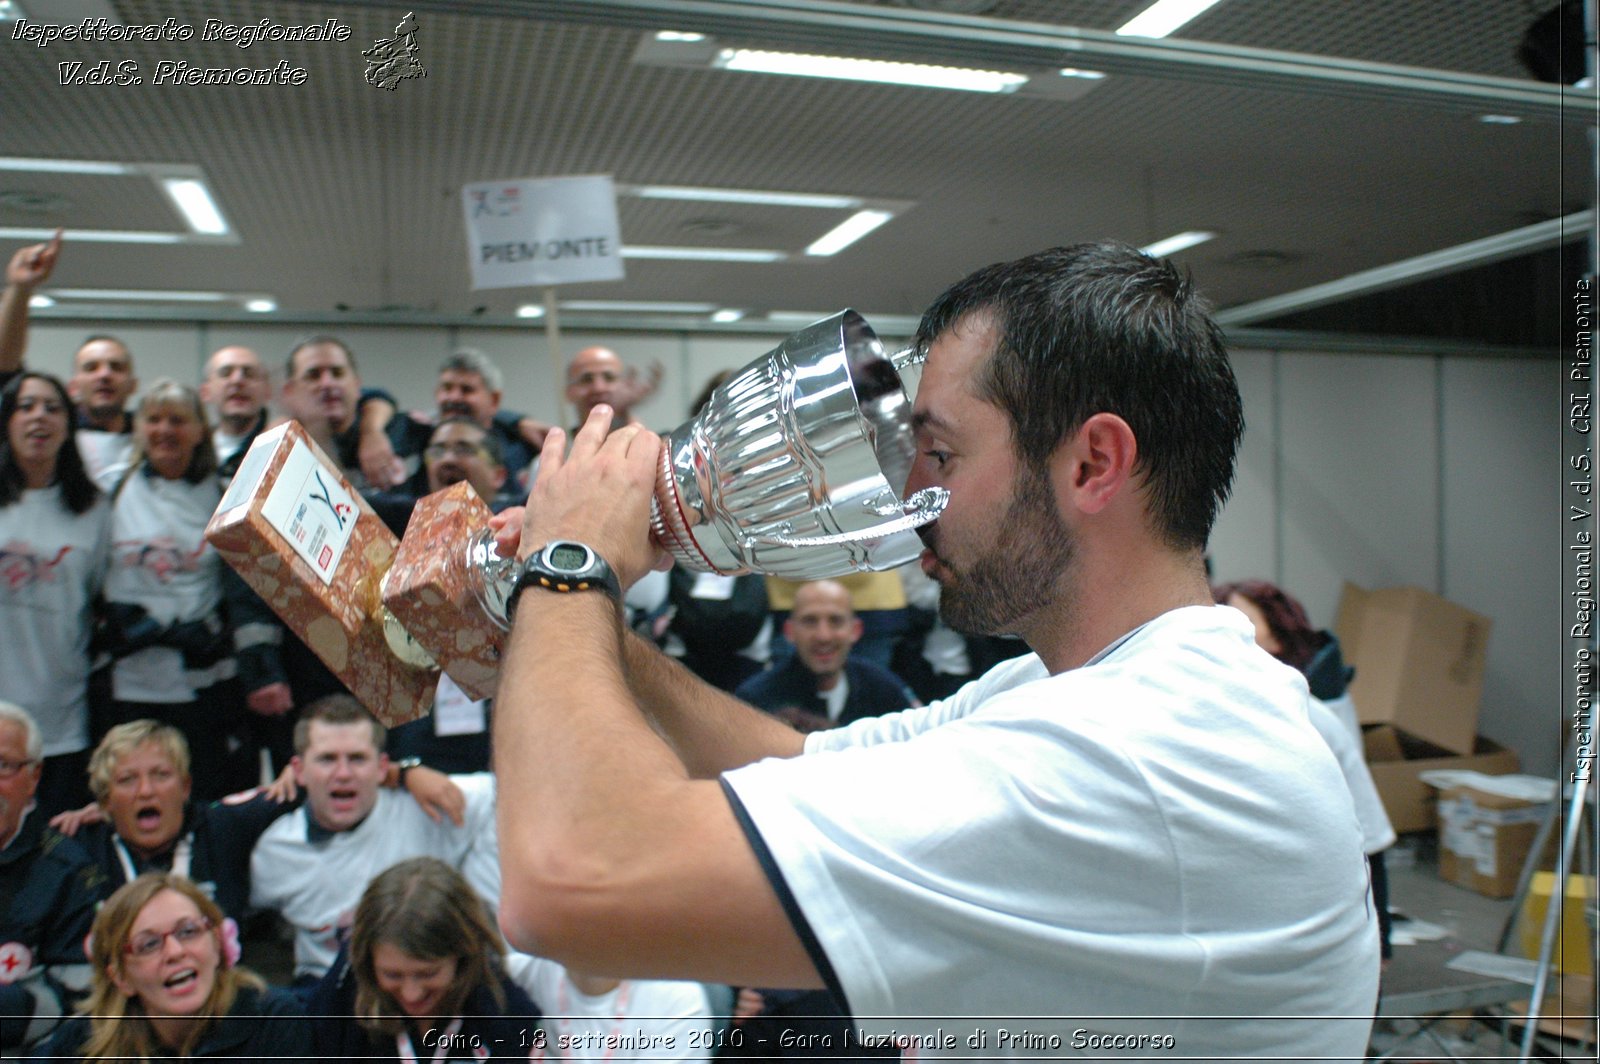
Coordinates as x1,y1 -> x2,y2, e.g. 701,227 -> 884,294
391,348 -> 551,488
0,701 -> 104,1052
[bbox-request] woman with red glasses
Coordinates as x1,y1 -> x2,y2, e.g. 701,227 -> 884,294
34,872 -> 308,1060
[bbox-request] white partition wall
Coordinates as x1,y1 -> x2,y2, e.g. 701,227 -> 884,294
1439,359 -> 1563,779
1210,348 -> 1561,778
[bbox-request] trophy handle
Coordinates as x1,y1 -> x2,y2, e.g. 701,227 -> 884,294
465,526 -> 518,631
742,487 -> 949,550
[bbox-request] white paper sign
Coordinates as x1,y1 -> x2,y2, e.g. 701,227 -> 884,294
432,673 -> 488,737
462,174 -> 625,289
259,439 -> 359,585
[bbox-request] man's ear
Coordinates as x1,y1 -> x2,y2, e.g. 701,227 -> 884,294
1053,412 -> 1137,517
289,755 -> 306,787
847,618 -> 864,645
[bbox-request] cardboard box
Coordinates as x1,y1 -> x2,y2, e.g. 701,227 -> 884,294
205,420 -> 437,726
1362,725 -> 1519,833
1436,785 -> 1546,897
382,482 -> 508,701
1518,872 -> 1596,977
1336,583 -> 1491,755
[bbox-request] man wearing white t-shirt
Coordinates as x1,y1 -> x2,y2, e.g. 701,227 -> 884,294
491,243 -> 1380,1060
249,696 -> 495,986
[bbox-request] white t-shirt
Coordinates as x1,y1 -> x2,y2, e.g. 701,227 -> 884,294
723,605 -> 1379,1061
76,427 -> 135,492
508,955 -> 715,1064
249,773 -> 497,979
103,470 -> 230,703
0,487 -> 109,755
1309,694 -> 1396,855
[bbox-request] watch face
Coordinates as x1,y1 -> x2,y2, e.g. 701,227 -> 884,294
548,543 -> 591,571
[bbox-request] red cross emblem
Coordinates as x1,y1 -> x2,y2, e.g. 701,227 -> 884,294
0,942 -> 33,984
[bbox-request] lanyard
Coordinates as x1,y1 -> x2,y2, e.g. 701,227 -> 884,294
396,1016 -> 464,1064
114,832 -> 191,884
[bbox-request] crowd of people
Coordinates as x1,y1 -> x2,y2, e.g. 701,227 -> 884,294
0,232 -> 1392,1060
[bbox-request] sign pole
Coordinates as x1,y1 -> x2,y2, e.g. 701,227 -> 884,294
544,286 -> 565,430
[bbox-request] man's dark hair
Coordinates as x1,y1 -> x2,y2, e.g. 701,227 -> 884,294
286,335 -> 357,379
430,416 -> 505,468
0,371 -> 100,513
914,241 -> 1244,551
293,693 -> 386,754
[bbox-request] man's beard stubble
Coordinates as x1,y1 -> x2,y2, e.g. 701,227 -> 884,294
929,464 -> 1077,638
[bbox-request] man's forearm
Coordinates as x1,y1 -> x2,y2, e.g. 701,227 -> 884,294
621,631 -> 804,777
496,594 -> 691,855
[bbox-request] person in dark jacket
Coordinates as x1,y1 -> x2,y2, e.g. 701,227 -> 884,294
735,580 -> 918,732
52,720 -> 293,922
0,702 -> 105,1053
33,871 -> 308,1060
310,856 -> 541,1060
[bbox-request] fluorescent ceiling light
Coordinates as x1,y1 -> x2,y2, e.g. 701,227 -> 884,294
1479,114 -> 1522,124
245,299 -> 276,313
806,209 -> 894,256
768,311 -> 834,323
655,30 -> 706,42
516,304 -> 546,319
1139,230 -> 1216,257
0,160 -> 236,244
1058,68 -> 1107,80
622,245 -> 787,263
0,1 -> 20,22
710,309 -> 745,323
627,185 -> 863,210
0,227 -> 185,244
0,157 -> 133,175
50,288 -> 232,302
561,300 -> 718,314
1115,0 -> 1226,39
161,177 -> 229,235
28,294 -> 54,308
715,48 -> 1027,94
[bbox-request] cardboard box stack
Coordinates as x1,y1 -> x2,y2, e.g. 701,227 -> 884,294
1337,583 -> 1508,833
1430,774 -> 1553,898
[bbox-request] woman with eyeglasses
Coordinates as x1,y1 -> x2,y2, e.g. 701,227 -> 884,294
0,371 -> 110,818
33,871 -> 309,1060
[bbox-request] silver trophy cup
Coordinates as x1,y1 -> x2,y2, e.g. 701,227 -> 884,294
649,309 -> 947,579
455,310 -> 947,636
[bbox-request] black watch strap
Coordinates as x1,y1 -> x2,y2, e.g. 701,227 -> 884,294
394,756 -> 422,786
508,540 -> 623,619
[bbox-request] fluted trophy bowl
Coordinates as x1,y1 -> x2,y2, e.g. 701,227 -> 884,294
648,309 -> 946,580
454,310 -> 948,635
